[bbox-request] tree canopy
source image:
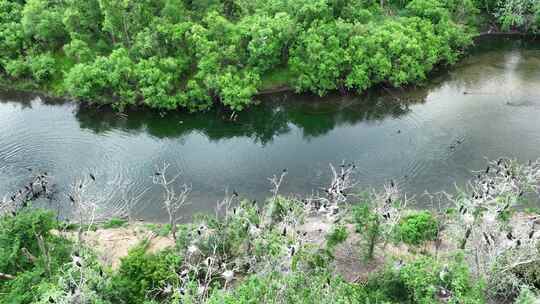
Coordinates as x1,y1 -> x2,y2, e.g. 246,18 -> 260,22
0,0 -> 529,112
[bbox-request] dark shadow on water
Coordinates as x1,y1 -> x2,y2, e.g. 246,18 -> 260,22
74,90 -> 429,144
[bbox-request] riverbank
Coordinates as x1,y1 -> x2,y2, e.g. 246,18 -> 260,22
3,158 -> 540,303
3,31 -> 539,116
56,209 -> 540,285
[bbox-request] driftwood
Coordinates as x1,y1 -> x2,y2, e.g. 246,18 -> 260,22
0,272 -> 15,280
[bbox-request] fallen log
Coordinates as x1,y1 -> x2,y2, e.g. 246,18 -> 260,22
0,272 -> 15,280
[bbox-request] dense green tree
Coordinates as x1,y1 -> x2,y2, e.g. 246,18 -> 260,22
0,0 -> 25,61
63,39 -> 94,63
0,0 -> 515,112
21,0 -> 66,48
290,20 -> 352,95
62,0 -> 104,42
240,13 -> 296,72
65,48 -> 137,109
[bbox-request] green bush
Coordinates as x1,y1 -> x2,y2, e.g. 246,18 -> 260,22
102,217 -> 128,229
398,256 -> 485,304
325,224 -> 348,252
352,203 -> 381,260
515,286 -> 540,304
207,270 -> 375,304
367,256 -> 485,304
395,211 -> 439,246
63,39 -> 94,63
29,53 -> 56,83
0,209 -> 72,304
4,57 -> 30,79
107,243 -> 183,304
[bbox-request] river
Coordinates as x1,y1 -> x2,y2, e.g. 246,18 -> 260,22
1,36 -> 540,221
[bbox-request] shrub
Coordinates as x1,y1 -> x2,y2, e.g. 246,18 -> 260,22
0,209 -> 72,304
325,224 -> 348,252
64,39 -> 94,63
515,286 -> 540,304
395,211 -> 439,246
207,270 -> 373,304
28,52 -> 57,83
4,57 -> 30,79
352,203 -> 381,260
102,217 -> 128,229
107,243 -> 183,304
368,256 -> 485,304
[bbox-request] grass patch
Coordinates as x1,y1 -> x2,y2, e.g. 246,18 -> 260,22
102,218 -> 128,229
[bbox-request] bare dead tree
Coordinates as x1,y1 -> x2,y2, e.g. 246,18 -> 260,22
152,163 -> 191,242
302,162 -> 359,224
374,181 -> 409,222
67,173 -> 137,245
443,158 -> 540,300
269,169 -> 288,203
325,163 -> 357,205
47,250 -> 104,304
68,177 -> 98,245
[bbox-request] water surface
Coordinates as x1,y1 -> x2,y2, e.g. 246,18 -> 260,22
1,37 -> 540,221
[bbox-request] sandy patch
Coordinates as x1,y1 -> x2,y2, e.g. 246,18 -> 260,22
60,225 -> 175,269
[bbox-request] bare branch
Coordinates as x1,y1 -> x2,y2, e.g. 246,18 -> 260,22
153,163 -> 191,242
269,170 -> 288,202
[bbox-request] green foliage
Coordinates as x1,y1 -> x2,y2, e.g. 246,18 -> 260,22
352,203 -> 381,260
21,0 -> 67,48
494,0 -> 537,31
515,286 -> 540,304
208,254 -> 485,304
0,0 -> 479,112
4,57 -> 30,79
35,249 -> 112,304
0,209 -> 72,304
64,39 -> 94,63
367,255 -> 485,304
406,0 -> 450,23
65,48 -> 137,109
398,256 -> 485,303
29,52 -> 57,83
395,211 -> 439,246
207,270 -> 372,304
107,243 -> 182,304
290,20 -> 352,95
102,217 -> 128,229
325,224 -> 349,252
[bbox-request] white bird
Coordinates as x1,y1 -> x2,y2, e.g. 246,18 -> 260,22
249,224 -> 261,237
462,213 -> 474,225
162,284 -> 173,295
222,269 -> 234,283
197,284 -> 206,296
180,269 -> 189,278
187,245 -> 200,256
72,255 -> 83,268
439,265 -> 449,282
203,257 -> 214,267
393,259 -> 404,271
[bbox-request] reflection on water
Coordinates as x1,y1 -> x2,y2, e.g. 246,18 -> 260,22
1,36 -> 540,221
